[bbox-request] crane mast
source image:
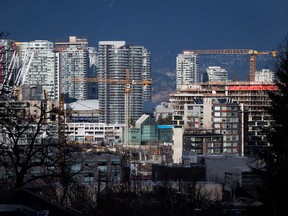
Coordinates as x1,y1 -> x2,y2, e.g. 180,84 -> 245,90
68,69 -> 152,147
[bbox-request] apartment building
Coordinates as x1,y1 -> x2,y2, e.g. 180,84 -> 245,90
202,66 -> 228,82
17,40 -> 58,99
176,51 -> 199,89
55,36 -> 89,102
71,152 -> 122,184
255,69 -> 275,83
0,39 -> 16,86
87,47 -> 98,99
97,41 -> 151,125
173,98 -> 243,155
170,82 -> 277,156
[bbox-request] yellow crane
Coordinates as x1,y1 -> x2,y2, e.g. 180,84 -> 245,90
183,49 -> 277,81
68,69 -> 152,146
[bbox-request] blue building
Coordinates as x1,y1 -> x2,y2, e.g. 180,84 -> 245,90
127,114 -> 173,145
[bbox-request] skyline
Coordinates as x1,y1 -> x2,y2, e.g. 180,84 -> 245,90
1,0 -> 287,72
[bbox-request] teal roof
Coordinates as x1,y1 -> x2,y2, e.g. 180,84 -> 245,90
157,125 -> 173,129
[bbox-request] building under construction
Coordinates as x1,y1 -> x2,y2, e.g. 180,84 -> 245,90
169,82 -> 278,156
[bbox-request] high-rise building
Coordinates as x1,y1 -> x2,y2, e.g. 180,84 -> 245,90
17,40 -> 58,100
142,49 -> 151,102
55,36 -> 89,102
87,47 -> 98,99
255,69 -> 275,83
176,51 -> 199,89
0,39 -> 16,87
98,41 -> 151,125
202,66 -> 228,82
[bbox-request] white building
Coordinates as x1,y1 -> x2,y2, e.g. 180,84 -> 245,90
66,122 -> 122,146
154,102 -> 174,121
55,36 -> 89,101
255,69 -> 275,83
176,51 -> 199,90
17,40 -> 58,99
203,66 -> 228,82
172,127 -> 183,164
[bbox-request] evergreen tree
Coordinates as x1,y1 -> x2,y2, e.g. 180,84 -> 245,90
163,113 -> 172,125
157,114 -> 164,125
256,33 -> 288,216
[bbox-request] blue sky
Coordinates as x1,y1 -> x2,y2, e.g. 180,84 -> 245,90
1,0 -> 287,71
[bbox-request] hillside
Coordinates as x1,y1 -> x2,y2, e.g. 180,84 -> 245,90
151,54 -> 275,105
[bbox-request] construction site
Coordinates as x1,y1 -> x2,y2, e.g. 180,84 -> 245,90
171,48 -> 278,156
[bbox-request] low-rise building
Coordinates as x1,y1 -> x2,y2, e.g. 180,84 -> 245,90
71,152 -> 123,184
66,122 -> 121,146
153,102 -> 174,121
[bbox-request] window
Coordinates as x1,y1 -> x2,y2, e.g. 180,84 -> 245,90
85,159 -> 94,166
98,161 -> 107,166
214,149 -> 221,153
174,116 -> 183,121
84,173 -> 94,182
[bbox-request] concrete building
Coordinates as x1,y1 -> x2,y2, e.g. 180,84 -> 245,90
173,98 -> 244,156
212,101 -> 244,154
255,69 -> 275,83
71,152 -> 122,184
17,40 -> 58,99
169,82 -> 278,156
87,47 -> 98,99
67,99 -> 100,123
203,66 -> 228,82
55,36 -> 89,102
183,132 -> 223,155
176,51 -> 199,89
153,102 -> 174,122
0,39 -> 17,88
66,122 -> 122,146
97,41 -> 151,125
172,127 -> 183,163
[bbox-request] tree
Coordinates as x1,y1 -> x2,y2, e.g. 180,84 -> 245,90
255,33 -> 288,216
0,33 -> 76,189
157,113 -> 172,125
0,98 -> 66,188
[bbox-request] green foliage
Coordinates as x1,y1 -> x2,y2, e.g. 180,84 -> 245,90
157,113 -> 172,125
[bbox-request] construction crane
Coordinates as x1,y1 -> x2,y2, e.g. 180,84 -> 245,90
14,50 -> 35,86
69,69 -> 152,147
0,42 -> 19,95
183,49 -> 277,81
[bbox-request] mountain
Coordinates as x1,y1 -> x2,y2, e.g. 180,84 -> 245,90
151,54 -> 275,105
